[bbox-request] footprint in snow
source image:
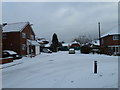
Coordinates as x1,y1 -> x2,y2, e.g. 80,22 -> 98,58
49,60 -> 54,61
111,73 -> 115,76
99,74 -> 103,77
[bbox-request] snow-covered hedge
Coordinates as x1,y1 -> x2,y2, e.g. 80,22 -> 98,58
80,45 -> 91,54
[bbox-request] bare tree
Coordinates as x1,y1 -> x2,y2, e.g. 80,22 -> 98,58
72,35 -> 92,44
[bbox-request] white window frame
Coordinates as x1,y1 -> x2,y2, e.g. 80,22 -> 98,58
108,45 -> 120,54
22,33 -> 26,38
22,44 -> 26,50
2,33 -> 7,39
30,35 -> 34,40
113,35 -> 119,40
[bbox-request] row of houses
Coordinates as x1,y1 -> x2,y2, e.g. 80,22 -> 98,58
61,41 -> 80,51
86,27 -> 120,55
0,21 -> 120,58
60,27 -> 120,56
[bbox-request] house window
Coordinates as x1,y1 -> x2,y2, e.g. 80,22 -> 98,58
22,44 -> 26,50
22,33 -> 26,38
2,33 -> 7,39
113,35 -> 119,40
30,35 -> 34,40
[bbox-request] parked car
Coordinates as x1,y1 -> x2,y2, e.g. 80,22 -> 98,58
42,48 -> 52,53
69,48 -> 75,54
2,50 -> 22,59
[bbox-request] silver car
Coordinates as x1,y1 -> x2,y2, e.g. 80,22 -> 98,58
69,48 -> 75,54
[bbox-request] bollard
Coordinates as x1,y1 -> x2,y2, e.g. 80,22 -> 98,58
94,61 -> 97,74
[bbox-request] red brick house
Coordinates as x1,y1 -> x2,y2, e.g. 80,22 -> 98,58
2,22 -> 40,56
70,41 -> 80,50
101,27 -> 120,55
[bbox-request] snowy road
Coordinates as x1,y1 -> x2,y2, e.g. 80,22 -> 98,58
2,51 -> 118,88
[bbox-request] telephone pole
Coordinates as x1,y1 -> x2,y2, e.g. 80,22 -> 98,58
98,22 -> 101,46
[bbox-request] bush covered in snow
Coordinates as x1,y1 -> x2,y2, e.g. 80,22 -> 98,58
100,46 -> 113,55
80,45 -> 91,54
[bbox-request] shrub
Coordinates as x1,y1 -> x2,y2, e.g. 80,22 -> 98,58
80,45 -> 91,54
100,46 -> 113,55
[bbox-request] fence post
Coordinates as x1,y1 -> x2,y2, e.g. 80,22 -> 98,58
94,61 -> 97,74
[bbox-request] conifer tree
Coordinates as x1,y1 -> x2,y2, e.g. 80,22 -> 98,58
51,33 -> 59,52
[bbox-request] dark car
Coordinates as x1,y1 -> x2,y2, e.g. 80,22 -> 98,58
2,50 -> 22,59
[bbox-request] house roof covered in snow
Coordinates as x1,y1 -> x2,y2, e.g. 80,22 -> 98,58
27,40 -> 40,46
92,40 -> 100,46
3,22 -> 30,33
62,43 -> 69,47
101,27 -> 120,38
71,41 -> 80,44
44,44 -> 50,47
31,40 -> 40,46
37,38 -> 49,44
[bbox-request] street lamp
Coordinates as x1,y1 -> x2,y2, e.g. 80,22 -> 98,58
98,22 -> 101,46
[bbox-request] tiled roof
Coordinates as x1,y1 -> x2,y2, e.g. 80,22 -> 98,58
3,22 -> 29,32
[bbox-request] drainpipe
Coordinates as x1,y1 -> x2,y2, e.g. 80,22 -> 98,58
30,23 -> 33,58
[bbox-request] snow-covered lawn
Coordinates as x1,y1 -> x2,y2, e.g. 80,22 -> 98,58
2,51 -> 118,88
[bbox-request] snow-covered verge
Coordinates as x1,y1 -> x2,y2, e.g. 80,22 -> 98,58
2,51 -> 118,88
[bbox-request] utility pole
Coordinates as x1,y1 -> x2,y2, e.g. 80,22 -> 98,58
98,22 -> 101,46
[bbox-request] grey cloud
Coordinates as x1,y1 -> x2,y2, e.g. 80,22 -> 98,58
2,2 -> 118,42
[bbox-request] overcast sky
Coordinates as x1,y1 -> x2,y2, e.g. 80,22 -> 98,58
2,2 -> 118,42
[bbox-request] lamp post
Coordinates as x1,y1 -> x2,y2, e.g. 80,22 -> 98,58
98,22 -> 101,54
98,22 -> 101,46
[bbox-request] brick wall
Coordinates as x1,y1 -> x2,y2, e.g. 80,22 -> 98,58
20,24 -> 35,55
101,35 -> 120,46
2,32 -> 21,54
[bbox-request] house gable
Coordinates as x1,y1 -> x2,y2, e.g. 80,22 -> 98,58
21,24 -> 35,40
20,24 -> 36,55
